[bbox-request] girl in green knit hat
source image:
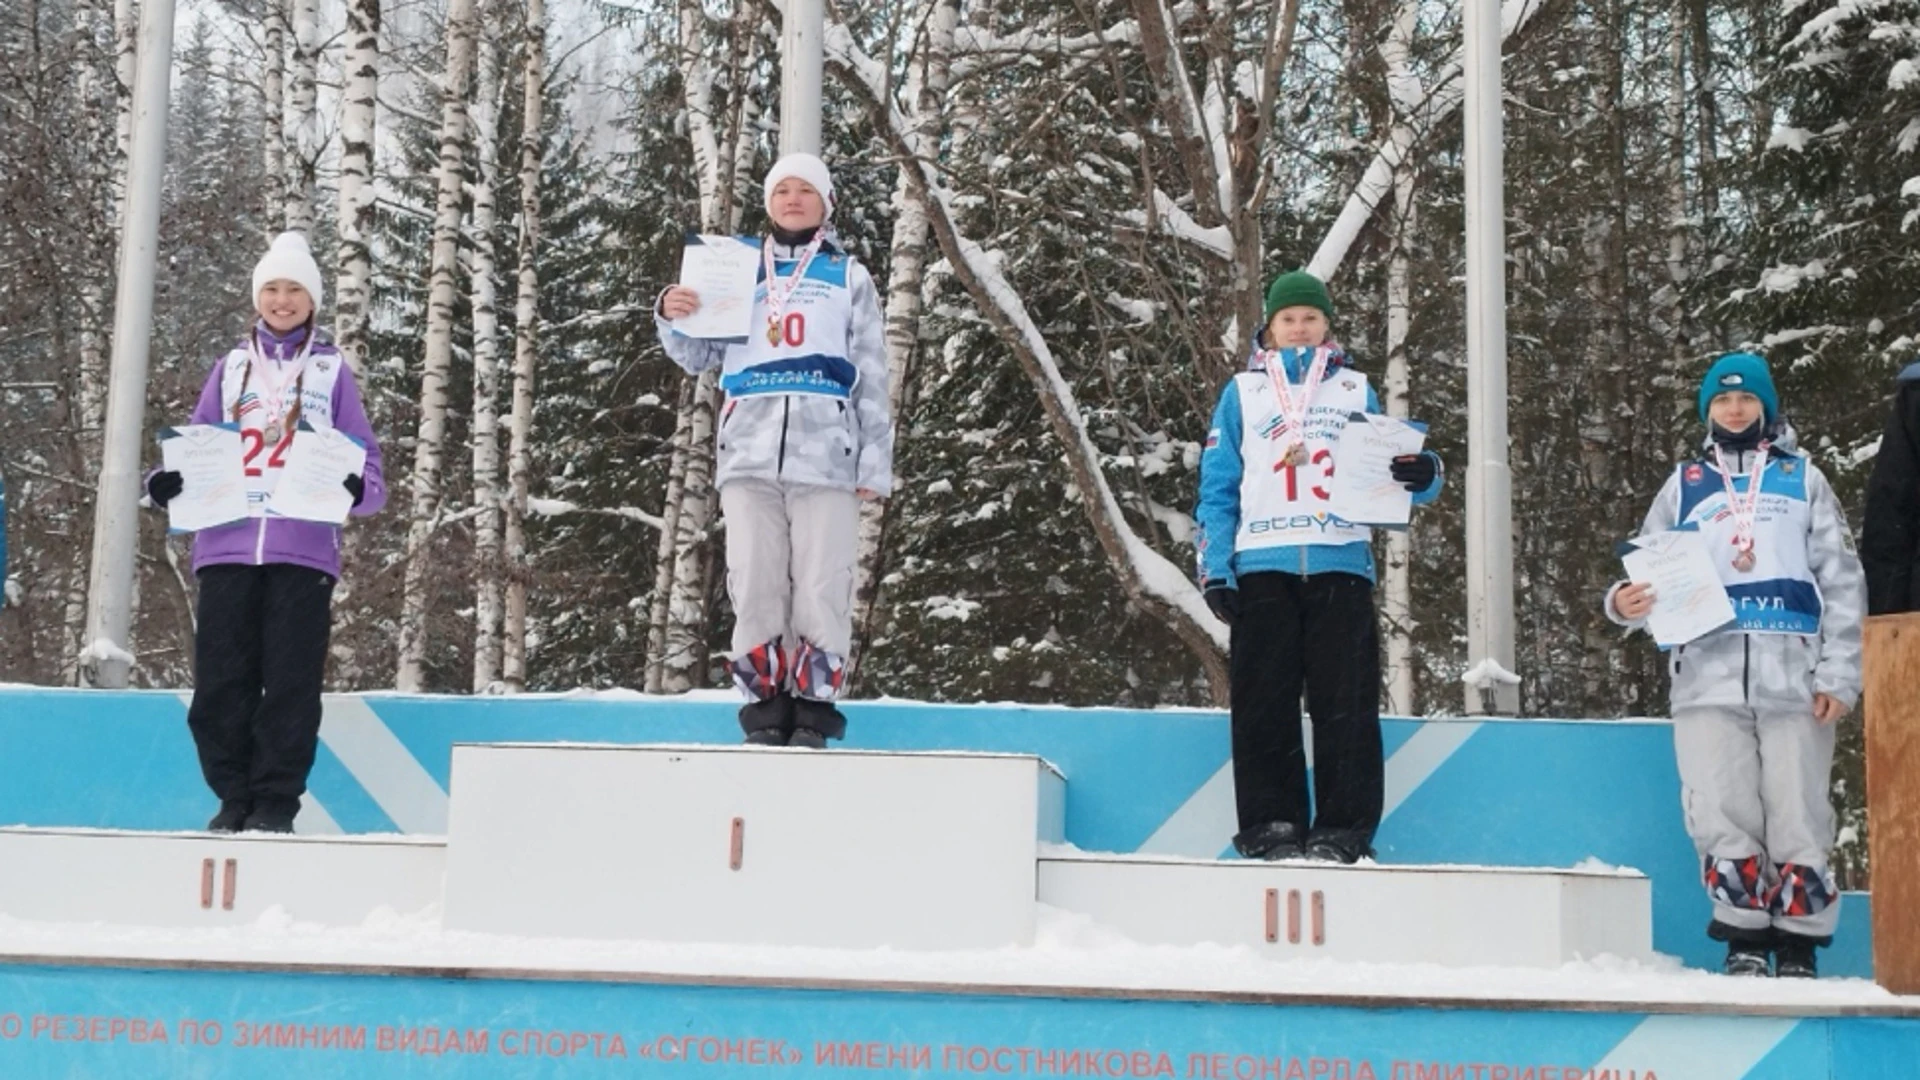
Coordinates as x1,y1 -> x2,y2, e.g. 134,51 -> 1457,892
1193,269 -> 1445,864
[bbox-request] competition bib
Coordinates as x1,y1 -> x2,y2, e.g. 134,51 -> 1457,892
1233,354 -> 1372,552
719,247 -> 858,400
219,344 -> 343,516
1675,454 -> 1820,634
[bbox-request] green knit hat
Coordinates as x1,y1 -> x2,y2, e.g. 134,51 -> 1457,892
1264,270 -> 1334,321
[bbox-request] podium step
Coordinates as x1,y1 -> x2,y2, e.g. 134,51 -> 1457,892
442,743 -> 1066,950
1038,853 -> 1652,969
0,827 -> 444,929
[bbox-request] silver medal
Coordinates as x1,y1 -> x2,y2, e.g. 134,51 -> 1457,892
264,421 -> 284,445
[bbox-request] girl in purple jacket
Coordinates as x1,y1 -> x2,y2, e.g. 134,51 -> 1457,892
146,232 -> 386,833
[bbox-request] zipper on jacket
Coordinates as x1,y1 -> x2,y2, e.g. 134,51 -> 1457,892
254,517 -> 267,564
1743,635 -> 1751,703
777,397 -> 791,475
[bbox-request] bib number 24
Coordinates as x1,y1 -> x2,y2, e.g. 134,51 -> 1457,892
241,427 -> 293,478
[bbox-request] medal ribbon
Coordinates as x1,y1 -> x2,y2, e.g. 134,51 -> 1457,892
1712,441 -> 1771,557
1261,346 -> 1330,452
761,233 -> 825,341
242,330 -> 313,433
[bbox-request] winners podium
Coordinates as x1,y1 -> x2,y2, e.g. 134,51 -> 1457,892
0,743 -> 1648,967
0,689 -> 1912,1079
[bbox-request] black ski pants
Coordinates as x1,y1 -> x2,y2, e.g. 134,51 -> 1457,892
1229,570 -> 1383,843
187,564 -> 334,808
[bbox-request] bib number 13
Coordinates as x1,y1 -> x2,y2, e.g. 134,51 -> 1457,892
1276,447 -> 1333,501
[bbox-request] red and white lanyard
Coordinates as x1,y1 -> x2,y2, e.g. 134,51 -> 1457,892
245,332 -> 312,445
1261,346 -> 1330,466
1713,442 -> 1770,572
761,234 -> 824,345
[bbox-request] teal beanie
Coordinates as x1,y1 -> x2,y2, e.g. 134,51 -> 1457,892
1698,352 -> 1778,424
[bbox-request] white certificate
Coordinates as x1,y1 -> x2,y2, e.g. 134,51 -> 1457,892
1326,413 -> 1427,528
158,424 -> 248,534
264,422 -> 367,525
671,234 -> 760,342
1619,529 -> 1737,648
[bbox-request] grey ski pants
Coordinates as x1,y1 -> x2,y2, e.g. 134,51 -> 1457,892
721,478 -> 859,695
1673,703 -> 1841,938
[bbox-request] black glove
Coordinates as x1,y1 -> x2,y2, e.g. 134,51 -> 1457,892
343,473 -> 366,507
1203,581 -> 1239,625
1389,453 -> 1437,492
147,470 -> 184,508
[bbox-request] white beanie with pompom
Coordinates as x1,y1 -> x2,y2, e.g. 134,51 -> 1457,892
252,231 -> 325,314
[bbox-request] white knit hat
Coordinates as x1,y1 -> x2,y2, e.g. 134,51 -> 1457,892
762,153 -> 835,219
252,231 -> 325,314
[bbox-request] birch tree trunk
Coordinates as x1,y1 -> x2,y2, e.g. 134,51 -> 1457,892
650,0 -> 757,693
644,382 -> 693,692
1381,167 -> 1416,716
261,0 -> 288,233
470,30 -> 505,692
285,0 -> 319,233
1378,0 -> 1422,717
501,0 -> 546,692
112,0 -> 133,172
335,0 -> 379,374
848,0 -> 959,674
396,0 -> 479,692
70,0 -> 108,463
62,0 -> 115,682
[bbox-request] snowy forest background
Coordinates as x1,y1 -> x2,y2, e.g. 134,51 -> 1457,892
2,0 -> 1913,875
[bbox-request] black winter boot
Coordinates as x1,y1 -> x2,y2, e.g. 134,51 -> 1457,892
1709,921 -> 1776,977
1773,933 -> 1821,979
1724,940 -> 1771,977
739,692 -> 794,745
243,798 -> 299,834
1303,828 -> 1374,865
207,799 -> 251,833
1232,820 -> 1305,860
790,697 -> 846,747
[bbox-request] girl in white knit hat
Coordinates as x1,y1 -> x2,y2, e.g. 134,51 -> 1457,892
656,153 -> 893,747
145,232 -> 387,832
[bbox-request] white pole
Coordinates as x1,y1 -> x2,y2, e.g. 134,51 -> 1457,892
779,0 -> 824,156
1462,0 -> 1518,715
81,0 -> 176,689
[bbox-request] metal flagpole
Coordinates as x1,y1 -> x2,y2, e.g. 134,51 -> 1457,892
1462,0 -> 1519,715
779,0 -> 824,156
81,0 -> 177,688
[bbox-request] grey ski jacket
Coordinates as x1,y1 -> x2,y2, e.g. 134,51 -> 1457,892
655,237 -> 893,497
1605,427 -> 1866,712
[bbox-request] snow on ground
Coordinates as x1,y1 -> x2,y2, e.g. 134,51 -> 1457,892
0,903 -> 1910,1015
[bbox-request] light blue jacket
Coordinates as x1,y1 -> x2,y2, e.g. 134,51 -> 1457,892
1194,342 -> 1443,586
